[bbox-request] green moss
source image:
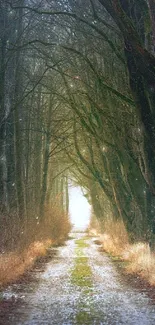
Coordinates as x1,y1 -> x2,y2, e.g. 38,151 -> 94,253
75,256 -> 88,263
75,247 -> 84,256
111,255 -> 122,261
75,310 -> 92,324
75,238 -> 89,248
71,237 -> 94,322
71,256 -> 92,287
71,237 -> 92,288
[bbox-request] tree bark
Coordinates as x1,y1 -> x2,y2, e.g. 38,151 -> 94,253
14,2 -> 25,218
98,0 -> 155,194
148,0 -> 155,46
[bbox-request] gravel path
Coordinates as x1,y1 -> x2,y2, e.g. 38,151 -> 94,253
0,234 -> 155,325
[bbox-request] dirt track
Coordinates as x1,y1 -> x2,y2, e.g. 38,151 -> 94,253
0,234 -> 155,325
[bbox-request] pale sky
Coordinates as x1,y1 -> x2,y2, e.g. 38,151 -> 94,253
69,186 -> 91,230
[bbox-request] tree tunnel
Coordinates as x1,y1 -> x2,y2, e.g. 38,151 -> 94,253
0,0 -> 155,251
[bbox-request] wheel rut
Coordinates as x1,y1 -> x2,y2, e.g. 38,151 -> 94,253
0,233 -> 155,325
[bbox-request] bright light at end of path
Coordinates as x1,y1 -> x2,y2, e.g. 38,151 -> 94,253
69,187 -> 91,230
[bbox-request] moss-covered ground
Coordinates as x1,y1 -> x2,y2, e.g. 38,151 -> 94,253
71,237 -> 95,324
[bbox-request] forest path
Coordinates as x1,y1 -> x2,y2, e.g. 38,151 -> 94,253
0,233 -> 155,325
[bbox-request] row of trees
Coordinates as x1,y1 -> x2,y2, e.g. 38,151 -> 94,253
0,0 -> 71,250
0,0 -> 155,249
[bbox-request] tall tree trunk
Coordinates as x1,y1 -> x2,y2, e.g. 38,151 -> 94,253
14,2 -> 25,218
0,3 -> 7,207
60,176 -> 64,212
89,180 -> 103,220
39,132 -> 50,219
148,0 -> 155,46
65,176 -> 69,214
39,95 -> 53,218
98,0 -> 155,195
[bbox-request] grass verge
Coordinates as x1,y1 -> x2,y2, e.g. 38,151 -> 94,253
71,256 -> 92,288
71,238 -> 92,288
0,240 -> 53,288
0,204 -> 71,288
71,237 -> 94,324
90,220 -> 155,287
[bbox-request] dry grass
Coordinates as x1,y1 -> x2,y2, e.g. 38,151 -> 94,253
91,220 -> 155,286
0,204 -> 71,252
0,203 -> 71,287
99,220 -> 129,255
123,243 -> 155,285
0,239 -> 52,287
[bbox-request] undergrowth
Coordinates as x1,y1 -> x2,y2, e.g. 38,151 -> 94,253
0,204 -> 71,288
90,220 -> 155,286
0,240 -> 52,287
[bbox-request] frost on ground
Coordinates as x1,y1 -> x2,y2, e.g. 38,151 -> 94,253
0,234 -> 155,325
